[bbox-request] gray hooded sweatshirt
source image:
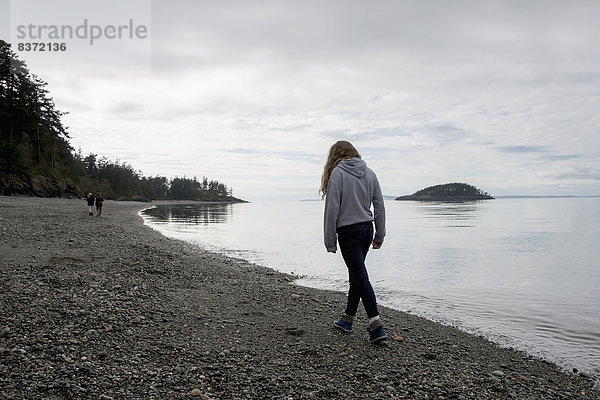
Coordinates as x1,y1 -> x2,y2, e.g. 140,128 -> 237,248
323,158 -> 386,252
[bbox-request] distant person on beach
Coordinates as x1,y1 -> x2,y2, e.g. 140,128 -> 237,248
95,192 -> 104,217
86,193 -> 95,216
320,140 -> 387,344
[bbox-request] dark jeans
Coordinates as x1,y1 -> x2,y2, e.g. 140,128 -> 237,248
337,221 -> 379,319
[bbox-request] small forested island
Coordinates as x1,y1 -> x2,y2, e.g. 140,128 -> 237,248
395,183 -> 494,201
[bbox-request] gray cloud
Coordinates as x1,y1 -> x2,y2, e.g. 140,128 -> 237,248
9,0 -> 600,199
498,146 -> 551,154
543,154 -> 581,161
554,169 -> 600,181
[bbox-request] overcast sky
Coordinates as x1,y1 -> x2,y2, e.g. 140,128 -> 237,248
6,0 -> 600,200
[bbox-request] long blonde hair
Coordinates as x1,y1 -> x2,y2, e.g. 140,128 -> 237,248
320,140 -> 361,199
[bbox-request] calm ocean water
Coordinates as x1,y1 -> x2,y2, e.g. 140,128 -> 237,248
141,198 -> 600,376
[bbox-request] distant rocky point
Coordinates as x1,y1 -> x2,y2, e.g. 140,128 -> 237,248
395,183 -> 494,201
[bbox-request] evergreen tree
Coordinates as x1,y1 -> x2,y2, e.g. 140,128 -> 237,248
0,39 -> 71,175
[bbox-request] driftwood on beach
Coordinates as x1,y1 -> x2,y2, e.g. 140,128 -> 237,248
0,197 -> 596,399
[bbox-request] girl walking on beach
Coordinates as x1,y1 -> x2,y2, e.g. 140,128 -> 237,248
321,140 -> 387,344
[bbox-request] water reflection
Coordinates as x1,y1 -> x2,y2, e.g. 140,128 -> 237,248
416,201 -> 482,226
142,203 -> 232,225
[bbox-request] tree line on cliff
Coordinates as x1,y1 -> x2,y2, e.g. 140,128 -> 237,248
0,40 -> 240,201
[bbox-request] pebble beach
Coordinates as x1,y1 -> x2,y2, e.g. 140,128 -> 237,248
0,196 -> 597,399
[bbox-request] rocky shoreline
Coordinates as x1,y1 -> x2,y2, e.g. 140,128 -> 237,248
0,197 -> 597,399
